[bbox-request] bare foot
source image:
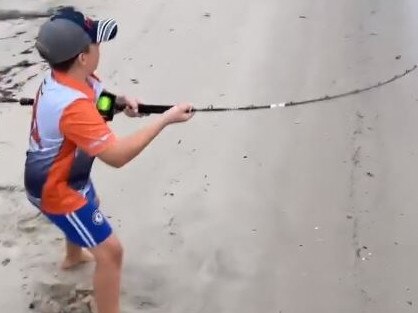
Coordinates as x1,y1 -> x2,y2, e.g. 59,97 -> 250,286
61,249 -> 95,270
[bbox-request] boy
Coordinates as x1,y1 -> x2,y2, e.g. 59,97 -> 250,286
24,7 -> 194,313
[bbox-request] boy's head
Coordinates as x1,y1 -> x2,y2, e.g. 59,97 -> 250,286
35,7 -> 118,73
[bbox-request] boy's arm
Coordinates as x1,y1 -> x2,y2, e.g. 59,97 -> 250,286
97,116 -> 166,168
61,98 -> 193,168
97,103 -> 193,168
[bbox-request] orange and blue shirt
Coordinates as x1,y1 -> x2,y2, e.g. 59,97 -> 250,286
24,71 -> 116,214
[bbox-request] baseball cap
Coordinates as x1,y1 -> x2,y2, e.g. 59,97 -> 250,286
35,7 -> 118,65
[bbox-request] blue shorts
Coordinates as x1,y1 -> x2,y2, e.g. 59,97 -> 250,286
29,186 -> 112,248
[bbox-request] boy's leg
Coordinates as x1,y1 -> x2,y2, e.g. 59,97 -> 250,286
61,239 -> 94,270
39,186 -> 122,313
88,234 -> 123,313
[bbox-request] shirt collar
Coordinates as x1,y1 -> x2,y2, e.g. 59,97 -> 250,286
52,70 -> 95,99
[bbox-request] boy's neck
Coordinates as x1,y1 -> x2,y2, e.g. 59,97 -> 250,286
63,67 -> 90,83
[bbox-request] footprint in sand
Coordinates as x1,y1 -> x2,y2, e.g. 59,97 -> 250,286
29,279 -> 96,313
131,295 -> 159,310
17,212 -> 44,234
1,239 -> 17,248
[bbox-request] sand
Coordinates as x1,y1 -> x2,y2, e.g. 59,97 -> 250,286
2,0 -> 418,312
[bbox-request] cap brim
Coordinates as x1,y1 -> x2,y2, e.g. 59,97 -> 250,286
90,19 -> 118,43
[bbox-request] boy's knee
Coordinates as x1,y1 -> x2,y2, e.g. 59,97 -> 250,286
107,238 -> 123,263
92,235 -> 124,266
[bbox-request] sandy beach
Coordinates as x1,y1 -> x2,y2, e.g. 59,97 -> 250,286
2,0 -> 418,312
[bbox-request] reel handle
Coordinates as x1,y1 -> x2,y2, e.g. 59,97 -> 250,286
137,104 -> 173,114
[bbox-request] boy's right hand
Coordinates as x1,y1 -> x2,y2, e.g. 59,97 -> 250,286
162,103 -> 194,125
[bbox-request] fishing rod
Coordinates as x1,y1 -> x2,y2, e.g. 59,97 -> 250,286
1,64 -> 417,120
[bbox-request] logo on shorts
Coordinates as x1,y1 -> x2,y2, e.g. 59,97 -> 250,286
92,210 -> 104,225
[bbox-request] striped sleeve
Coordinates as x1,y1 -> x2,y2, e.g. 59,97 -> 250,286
60,99 -> 116,156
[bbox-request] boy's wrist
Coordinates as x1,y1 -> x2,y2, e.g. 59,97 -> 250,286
156,115 -> 170,129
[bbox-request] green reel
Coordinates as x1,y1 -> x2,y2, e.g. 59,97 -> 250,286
96,91 -> 116,121
97,95 -> 113,111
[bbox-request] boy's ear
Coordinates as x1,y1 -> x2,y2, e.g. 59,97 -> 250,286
78,52 -> 88,66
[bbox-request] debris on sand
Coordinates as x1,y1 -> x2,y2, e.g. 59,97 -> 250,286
1,258 -> 10,266
0,60 -> 40,102
0,185 -> 25,193
0,9 -> 51,21
20,48 -> 34,55
0,7 -> 64,21
0,60 -> 36,77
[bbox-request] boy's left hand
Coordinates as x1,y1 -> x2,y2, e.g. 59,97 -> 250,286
117,95 -> 147,118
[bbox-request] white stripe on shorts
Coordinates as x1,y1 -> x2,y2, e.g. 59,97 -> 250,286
71,212 -> 97,247
66,214 -> 93,248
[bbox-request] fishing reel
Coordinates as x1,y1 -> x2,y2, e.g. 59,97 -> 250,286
96,91 -> 119,121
